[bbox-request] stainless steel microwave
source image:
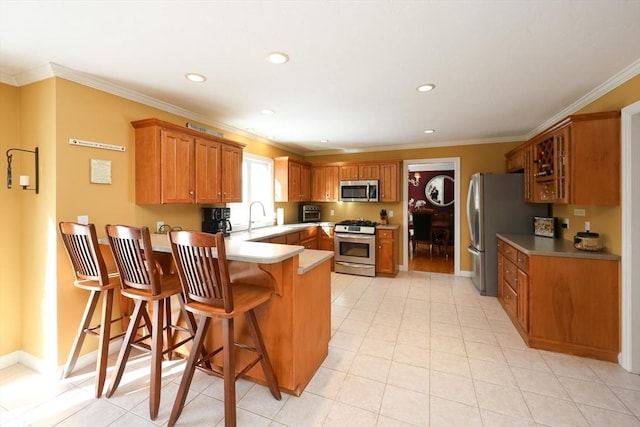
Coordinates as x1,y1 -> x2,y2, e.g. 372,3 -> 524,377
339,180 -> 379,202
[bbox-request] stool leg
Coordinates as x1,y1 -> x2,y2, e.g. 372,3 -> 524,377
223,317 -> 236,427
245,310 -> 281,400
168,316 -> 211,427
149,299 -> 164,420
94,288 -> 115,398
106,299 -> 146,398
63,289 -> 100,381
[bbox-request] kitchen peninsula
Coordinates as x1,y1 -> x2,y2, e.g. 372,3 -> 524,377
104,232 -> 333,396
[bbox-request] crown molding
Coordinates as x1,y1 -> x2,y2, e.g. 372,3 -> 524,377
527,58 -> 640,140
304,135 -> 526,157
8,62 -> 303,154
0,71 -> 17,86
5,59 -> 638,156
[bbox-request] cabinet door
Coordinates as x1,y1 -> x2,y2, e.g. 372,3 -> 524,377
376,236 -> 394,274
523,144 -> 534,203
380,162 -> 399,202
340,165 -> 359,180
359,164 -> 380,180
288,161 -> 302,201
300,163 -> 311,201
311,167 -> 325,201
517,269 -> 529,332
326,166 -> 339,201
160,129 -> 194,203
497,253 -> 504,300
221,144 -> 243,202
195,138 -> 221,203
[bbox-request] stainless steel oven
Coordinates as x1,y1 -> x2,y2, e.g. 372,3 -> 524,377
299,204 -> 321,223
334,220 -> 377,277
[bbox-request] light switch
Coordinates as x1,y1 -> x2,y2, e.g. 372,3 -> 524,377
77,215 -> 89,225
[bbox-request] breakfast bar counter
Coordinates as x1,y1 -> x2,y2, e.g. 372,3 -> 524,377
102,233 -> 333,396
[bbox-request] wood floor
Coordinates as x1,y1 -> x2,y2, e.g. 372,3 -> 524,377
409,242 -> 454,274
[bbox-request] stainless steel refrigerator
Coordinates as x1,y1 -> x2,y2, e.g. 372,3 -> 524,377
466,173 -> 549,296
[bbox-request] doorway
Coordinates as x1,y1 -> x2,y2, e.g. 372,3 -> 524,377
403,157 -> 461,275
621,100 -> 640,373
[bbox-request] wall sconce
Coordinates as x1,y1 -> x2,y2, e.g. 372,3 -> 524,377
6,147 -> 39,194
409,172 -> 421,187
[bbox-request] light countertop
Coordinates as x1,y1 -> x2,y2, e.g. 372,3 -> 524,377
497,233 -> 620,261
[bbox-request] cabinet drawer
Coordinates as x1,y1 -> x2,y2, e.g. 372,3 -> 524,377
516,252 -> 529,272
503,258 -> 518,290
269,235 -> 287,244
502,280 -> 518,318
377,230 -> 394,239
299,227 -> 317,240
286,232 -> 300,245
500,241 -> 518,264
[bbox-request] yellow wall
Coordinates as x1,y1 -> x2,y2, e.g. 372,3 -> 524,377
0,84 -> 22,356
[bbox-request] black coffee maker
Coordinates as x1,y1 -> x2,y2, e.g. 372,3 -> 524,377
202,208 -> 232,236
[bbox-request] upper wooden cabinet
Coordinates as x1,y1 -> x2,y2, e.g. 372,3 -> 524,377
379,161 -> 400,202
509,111 -> 621,205
505,144 -> 526,173
274,157 -> 311,202
311,165 -> 339,202
132,118 -> 244,204
339,163 -> 380,180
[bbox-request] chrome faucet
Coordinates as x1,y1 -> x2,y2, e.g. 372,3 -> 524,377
248,200 -> 266,233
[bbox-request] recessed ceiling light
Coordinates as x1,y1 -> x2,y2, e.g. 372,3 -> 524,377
185,73 -> 207,82
320,139 -> 328,143
267,51 -> 289,64
268,136 -> 276,140
424,129 -> 435,134
261,109 -> 275,115
417,83 -> 435,92
246,127 -> 255,132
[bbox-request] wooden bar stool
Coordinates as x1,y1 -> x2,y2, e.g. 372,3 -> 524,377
58,222 -> 125,398
104,224 -> 200,420
167,230 -> 281,427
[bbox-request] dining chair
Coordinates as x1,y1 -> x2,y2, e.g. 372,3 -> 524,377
58,222 -> 125,398
104,224 -> 199,420
412,213 -> 433,254
167,230 -> 281,427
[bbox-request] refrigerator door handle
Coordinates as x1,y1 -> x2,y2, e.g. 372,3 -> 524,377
467,245 -> 480,255
466,178 -> 473,241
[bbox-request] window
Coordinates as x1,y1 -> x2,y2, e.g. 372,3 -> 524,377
227,153 -> 274,231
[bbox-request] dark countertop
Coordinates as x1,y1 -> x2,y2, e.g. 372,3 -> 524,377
497,233 -> 620,261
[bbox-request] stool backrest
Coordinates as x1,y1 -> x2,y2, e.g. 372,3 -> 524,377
412,213 -> 432,241
105,224 -> 162,295
59,222 -> 109,286
169,230 -> 233,313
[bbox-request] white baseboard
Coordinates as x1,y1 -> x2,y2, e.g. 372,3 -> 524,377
0,339 -> 123,376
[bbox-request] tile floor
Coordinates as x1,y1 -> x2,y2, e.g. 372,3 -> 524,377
1,271 -> 639,426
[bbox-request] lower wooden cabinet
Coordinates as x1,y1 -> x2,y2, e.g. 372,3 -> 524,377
376,227 -> 399,276
497,237 -> 619,362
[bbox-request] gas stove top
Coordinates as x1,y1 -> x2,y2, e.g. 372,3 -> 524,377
334,219 -> 379,235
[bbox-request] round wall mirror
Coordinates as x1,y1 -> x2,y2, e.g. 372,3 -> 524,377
425,175 -> 454,207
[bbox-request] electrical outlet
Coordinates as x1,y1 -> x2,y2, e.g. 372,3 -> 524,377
388,210 -> 394,218
561,218 -> 569,229
77,215 -> 89,225
156,221 -> 164,232
585,221 -> 590,231
330,209 -> 335,216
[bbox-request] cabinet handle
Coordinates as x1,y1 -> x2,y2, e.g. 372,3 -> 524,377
189,191 -> 194,196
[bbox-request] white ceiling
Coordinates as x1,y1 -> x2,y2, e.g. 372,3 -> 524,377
1,1 -> 639,155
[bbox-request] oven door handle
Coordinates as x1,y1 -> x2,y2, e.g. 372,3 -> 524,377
335,233 -> 375,240
335,261 -> 375,269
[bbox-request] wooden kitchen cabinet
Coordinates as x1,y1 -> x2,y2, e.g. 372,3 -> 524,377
275,157 -> 311,202
498,240 -> 529,332
497,236 -> 619,362
311,165 -> 339,201
132,118 -> 244,204
339,163 -> 380,180
376,227 -> 399,276
524,111 -> 620,205
505,144 -> 526,173
379,161 -> 400,202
